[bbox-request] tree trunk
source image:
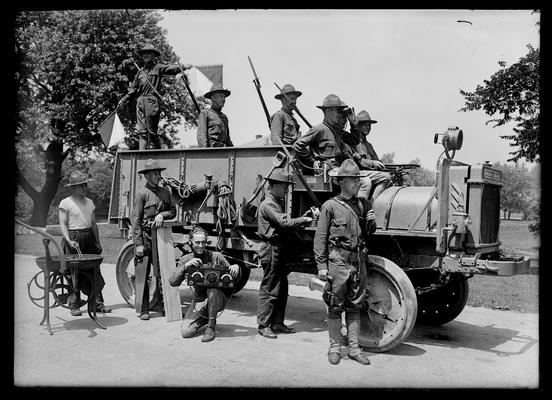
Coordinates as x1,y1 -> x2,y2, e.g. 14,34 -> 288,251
507,210 -> 511,220
18,141 -> 67,228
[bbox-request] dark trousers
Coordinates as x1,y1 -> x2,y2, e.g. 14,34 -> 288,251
181,287 -> 230,337
61,228 -> 106,306
137,244 -> 164,314
257,243 -> 289,328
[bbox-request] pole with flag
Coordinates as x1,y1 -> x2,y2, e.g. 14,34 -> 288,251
97,109 -> 126,148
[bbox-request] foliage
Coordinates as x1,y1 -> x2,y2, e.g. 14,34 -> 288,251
407,158 -> 436,186
380,152 -> 395,164
15,10 -> 201,154
492,161 -> 536,220
459,44 -> 540,163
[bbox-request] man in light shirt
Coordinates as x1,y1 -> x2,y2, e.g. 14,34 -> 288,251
59,170 -> 111,316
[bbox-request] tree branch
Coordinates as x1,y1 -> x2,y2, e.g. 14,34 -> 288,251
18,173 -> 38,200
28,74 -> 52,95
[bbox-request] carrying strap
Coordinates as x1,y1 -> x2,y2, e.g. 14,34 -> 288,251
329,196 -> 364,222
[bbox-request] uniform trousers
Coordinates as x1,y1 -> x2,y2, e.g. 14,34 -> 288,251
181,286 -> 231,337
257,243 -> 289,328
359,171 -> 392,200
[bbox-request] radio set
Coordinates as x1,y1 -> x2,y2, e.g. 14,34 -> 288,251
185,265 -> 235,289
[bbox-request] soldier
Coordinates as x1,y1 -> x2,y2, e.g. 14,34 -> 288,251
256,169 -> 313,338
58,170 -> 111,316
196,83 -> 233,147
292,94 -> 360,174
270,84 -> 302,145
130,159 -> 176,320
352,110 -> 393,201
118,43 -> 192,150
314,159 -> 376,365
169,226 -> 240,342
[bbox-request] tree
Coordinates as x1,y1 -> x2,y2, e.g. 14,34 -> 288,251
407,158 -> 436,187
492,162 -> 533,219
15,10 -> 200,227
459,43 -> 540,163
380,152 -> 395,164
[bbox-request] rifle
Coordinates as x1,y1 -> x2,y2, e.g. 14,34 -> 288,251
273,82 -> 312,128
247,56 -> 272,129
179,66 -> 201,114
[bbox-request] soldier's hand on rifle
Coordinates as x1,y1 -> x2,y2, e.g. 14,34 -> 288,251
185,258 -> 203,269
301,216 -> 313,225
318,268 -> 328,280
365,209 -> 375,222
135,245 -> 144,257
228,264 -> 240,278
153,214 -> 164,227
369,160 -> 385,170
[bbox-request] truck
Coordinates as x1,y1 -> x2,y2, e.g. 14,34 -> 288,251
108,126 -> 529,352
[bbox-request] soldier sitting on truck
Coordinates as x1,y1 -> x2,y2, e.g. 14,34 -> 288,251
130,159 -> 176,320
169,226 -> 240,342
314,159 -> 376,365
270,84 -> 303,145
351,110 -> 393,201
292,94 -> 360,174
196,83 -> 234,148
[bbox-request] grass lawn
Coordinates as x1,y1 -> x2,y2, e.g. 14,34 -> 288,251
14,219 -> 539,313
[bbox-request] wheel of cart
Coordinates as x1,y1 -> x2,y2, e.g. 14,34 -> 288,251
358,255 -> 418,352
416,277 -> 469,326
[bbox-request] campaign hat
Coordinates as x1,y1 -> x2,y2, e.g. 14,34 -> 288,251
264,168 -> 295,184
204,83 -> 231,99
275,84 -> 303,100
357,110 -> 378,124
65,170 -> 94,187
139,44 -> 160,57
328,159 -> 369,178
316,94 -> 348,110
138,159 -> 166,174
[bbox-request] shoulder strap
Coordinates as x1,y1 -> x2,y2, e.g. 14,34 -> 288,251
329,197 -> 360,223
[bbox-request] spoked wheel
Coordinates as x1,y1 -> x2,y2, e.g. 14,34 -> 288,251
416,278 -> 469,326
358,255 -> 418,353
115,240 -> 157,308
27,270 -> 57,309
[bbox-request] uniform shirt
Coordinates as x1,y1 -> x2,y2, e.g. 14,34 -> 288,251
130,182 -> 176,247
314,195 -> 376,271
270,108 -> 300,145
355,138 -> 381,169
58,196 -> 95,230
169,249 -> 230,287
292,122 -> 360,167
196,108 -> 233,147
257,192 -> 307,244
125,63 -> 182,99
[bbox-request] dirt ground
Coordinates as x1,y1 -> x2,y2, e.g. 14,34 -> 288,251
13,254 -> 539,389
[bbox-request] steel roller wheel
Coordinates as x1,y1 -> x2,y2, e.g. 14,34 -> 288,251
416,278 -> 469,326
358,255 -> 418,353
115,240 -> 157,308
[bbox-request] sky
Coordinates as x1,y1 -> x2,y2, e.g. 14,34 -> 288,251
158,9 -> 539,169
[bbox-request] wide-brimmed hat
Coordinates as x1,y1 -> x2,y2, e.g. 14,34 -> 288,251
316,94 -> 348,110
139,44 -> 160,57
138,159 -> 166,174
65,170 -> 94,187
264,168 -> 295,184
357,110 -> 378,124
328,159 -> 369,178
275,84 -> 303,100
204,83 -> 231,99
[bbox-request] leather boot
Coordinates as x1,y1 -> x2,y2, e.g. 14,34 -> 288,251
202,318 -> 216,342
327,317 -> 343,364
346,315 -> 370,365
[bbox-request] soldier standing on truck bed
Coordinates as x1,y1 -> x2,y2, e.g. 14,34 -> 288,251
196,83 -> 233,147
270,84 -> 303,145
292,94 -> 360,174
314,159 -> 376,365
169,226 -> 240,342
256,169 -> 313,339
118,43 -> 192,150
130,159 -> 176,320
352,110 -> 393,201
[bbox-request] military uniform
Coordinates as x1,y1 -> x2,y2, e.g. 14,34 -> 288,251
169,249 -> 234,338
130,179 -> 176,315
123,63 -> 182,149
292,122 -> 359,171
270,108 -> 300,145
196,108 -> 233,147
314,194 -> 376,357
356,137 -> 392,199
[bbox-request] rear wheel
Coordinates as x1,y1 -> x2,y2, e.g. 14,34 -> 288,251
115,240 -> 157,308
221,250 -> 251,294
358,255 -> 418,353
416,278 -> 469,326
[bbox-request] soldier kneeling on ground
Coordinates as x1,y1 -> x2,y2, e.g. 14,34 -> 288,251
169,226 -> 240,342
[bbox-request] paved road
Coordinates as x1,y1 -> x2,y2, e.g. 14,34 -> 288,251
13,254 -> 539,388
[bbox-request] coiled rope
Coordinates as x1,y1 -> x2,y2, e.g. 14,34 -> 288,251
215,183 -> 237,251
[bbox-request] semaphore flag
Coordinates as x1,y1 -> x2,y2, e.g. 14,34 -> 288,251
98,110 -> 126,148
188,64 -> 223,97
